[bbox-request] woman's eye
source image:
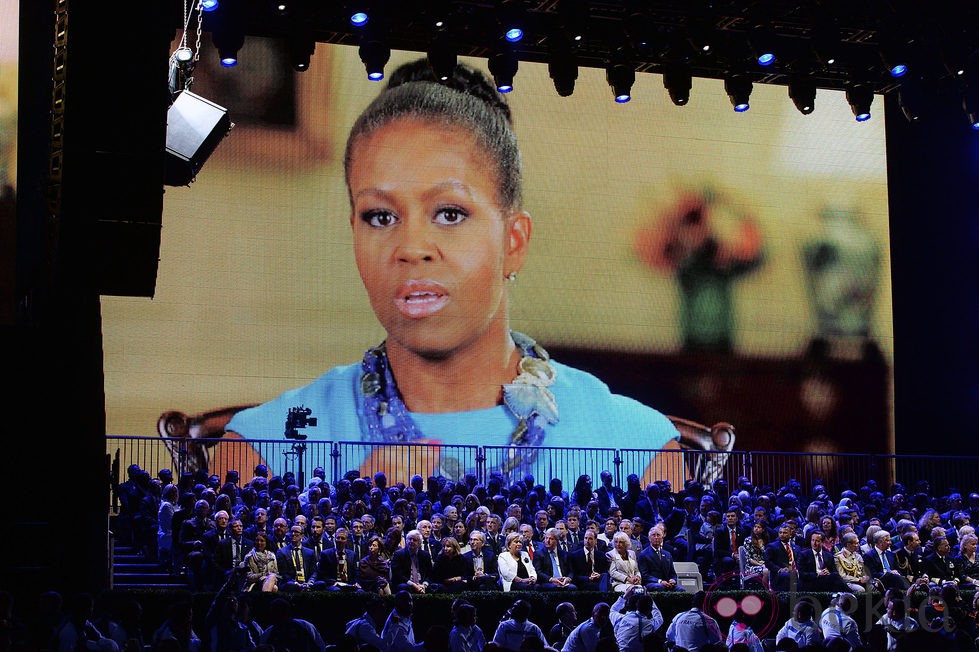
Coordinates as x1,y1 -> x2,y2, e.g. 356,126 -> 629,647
434,207 -> 468,225
361,209 -> 397,228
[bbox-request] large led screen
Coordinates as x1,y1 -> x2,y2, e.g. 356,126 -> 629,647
101,41 -> 893,486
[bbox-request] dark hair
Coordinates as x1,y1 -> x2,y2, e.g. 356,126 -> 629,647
344,58 -> 522,212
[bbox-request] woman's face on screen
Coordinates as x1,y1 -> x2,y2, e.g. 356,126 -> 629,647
347,118 -> 529,358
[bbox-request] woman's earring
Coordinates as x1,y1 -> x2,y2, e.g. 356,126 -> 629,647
506,272 -> 517,282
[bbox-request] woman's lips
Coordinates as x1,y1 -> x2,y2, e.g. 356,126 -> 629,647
395,281 -> 449,318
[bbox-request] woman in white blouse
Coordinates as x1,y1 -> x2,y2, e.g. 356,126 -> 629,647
498,532 -> 537,591
608,531 -> 642,592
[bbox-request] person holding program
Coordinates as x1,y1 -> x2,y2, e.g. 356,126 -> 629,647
225,57 -> 680,483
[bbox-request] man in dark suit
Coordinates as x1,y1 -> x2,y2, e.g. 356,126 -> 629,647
894,530 -> 926,584
638,526 -> 681,591
462,530 -> 499,590
922,537 -> 957,586
275,525 -> 324,591
317,527 -> 361,591
797,532 -> 849,592
713,509 -> 749,577
564,512 -> 585,551
484,516 -> 507,556
764,523 -> 800,591
634,484 -> 664,526
863,529 -> 910,590
415,519 -> 440,559
212,518 -> 252,588
303,516 -> 331,563
390,529 -> 434,594
533,528 -> 577,591
568,529 -> 610,591
595,470 -> 623,517
269,518 -> 291,552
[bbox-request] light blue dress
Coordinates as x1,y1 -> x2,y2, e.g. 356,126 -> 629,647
227,359 -> 678,482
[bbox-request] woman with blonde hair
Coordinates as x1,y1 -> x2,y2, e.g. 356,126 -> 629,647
498,532 -> 537,591
608,531 -> 642,592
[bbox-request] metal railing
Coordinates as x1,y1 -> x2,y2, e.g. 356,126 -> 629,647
106,435 -> 979,499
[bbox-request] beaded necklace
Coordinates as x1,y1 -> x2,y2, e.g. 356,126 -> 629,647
359,331 -> 559,477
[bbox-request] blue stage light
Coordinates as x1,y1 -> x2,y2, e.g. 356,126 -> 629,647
200,0 -> 219,12
350,11 -> 368,26
505,27 -> 523,42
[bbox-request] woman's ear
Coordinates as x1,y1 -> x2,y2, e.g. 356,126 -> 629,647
506,210 -> 532,272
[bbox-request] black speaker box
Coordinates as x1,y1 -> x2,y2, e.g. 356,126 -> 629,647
165,90 -> 232,186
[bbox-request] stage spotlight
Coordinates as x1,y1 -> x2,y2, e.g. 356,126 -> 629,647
427,39 -> 457,82
489,50 -> 519,93
348,1 -> 371,27
686,17 -> 714,55
750,28 -> 778,67
359,40 -> 391,81
548,45 -> 578,97
897,77 -> 925,123
963,86 -> 979,130
558,0 -> 588,42
289,36 -> 316,72
811,22 -> 841,67
212,25 -> 244,68
788,76 -> 817,115
879,39 -> 909,78
500,0 -> 525,43
724,75 -> 752,112
663,65 -> 692,106
200,0 -> 219,12
425,0 -> 453,30
845,84 -> 874,122
606,62 -> 635,103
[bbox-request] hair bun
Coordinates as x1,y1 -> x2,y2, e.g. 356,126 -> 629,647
386,58 -> 512,124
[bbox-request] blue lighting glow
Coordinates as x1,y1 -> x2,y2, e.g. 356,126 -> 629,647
498,84 -> 513,93
505,28 -> 523,42
890,64 -> 908,78
757,53 -> 775,66
200,0 -> 218,11
856,112 -> 871,122
615,94 -> 631,103
350,11 -> 368,26
368,71 -> 384,81
220,56 -> 238,67
734,102 -> 749,112
971,120 -> 979,130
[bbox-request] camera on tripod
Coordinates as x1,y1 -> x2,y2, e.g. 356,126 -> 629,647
284,405 -> 317,440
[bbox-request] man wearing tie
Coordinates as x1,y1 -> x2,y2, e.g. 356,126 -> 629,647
863,530 -> 910,590
714,510 -> 749,578
212,518 -> 252,589
390,529 -> 433,594
533,528 -> 577,591
317,527 -> 361,591
462,530 -> 499,590
565,512 -> 585,551
569,529 -> 610,591
415,520 -> 439,559
638,525 -> 680,591
798,532 -> 848,592
765,523 -> 800,591
275,525 -> 324,591
303,516 -> 330,563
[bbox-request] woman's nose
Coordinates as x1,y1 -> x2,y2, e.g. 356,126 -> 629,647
394,218 -> 437,263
